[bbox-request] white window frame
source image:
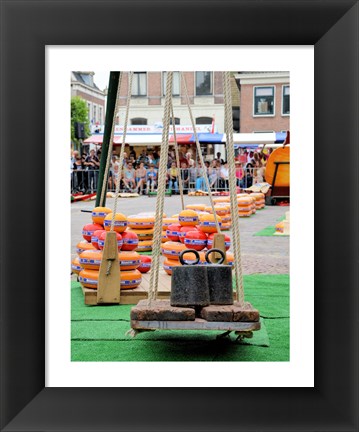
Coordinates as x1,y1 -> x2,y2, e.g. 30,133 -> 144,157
131,72 -> 147,97
195,71 -> 213,96
282,84 -> 290,116
162,72 -> 181,96
253,85 -> 275,117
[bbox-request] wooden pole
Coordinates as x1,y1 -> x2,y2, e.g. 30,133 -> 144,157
95,72 -> 121,207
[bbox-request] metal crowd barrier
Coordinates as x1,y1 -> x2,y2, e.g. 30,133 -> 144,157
71,167 -> 258,194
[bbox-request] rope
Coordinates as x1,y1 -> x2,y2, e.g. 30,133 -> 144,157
148,72 -> 173,302
181,72 -> 221,233
110,72 -> 133,231
171,102 -> 185,210
223,72 -> 244,305
99,73 -> 123,206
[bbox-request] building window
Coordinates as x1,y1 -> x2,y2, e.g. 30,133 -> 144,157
195,72 -> 212,96
282,85 -> 290,115
93,105 -> 97,123
99,107 -> 103,124
87,103 -> 91,121
196,116 -> 212,125
131,72 -> 147,96
131,118 -> 147,125
170,117 -> 180,125
163,72 -> 180,96
254,86 -> 275,116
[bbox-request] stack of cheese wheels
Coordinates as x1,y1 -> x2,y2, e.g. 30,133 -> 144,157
127,214 -> 155,252
71,256 -> 82,275
250,192 -> 266,210
237,196 -> 254,217
78,250 -> 142,290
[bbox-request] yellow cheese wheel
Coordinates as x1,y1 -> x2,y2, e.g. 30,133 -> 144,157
79,250 -> 103,270
178,209 -> 199,226
118,251 -> 141,270
161,241 -> 186,260
71,256 -> 82,275
129,227 -> 154,241
137,240 -> 153,252
185,204 -> 206,212
238,210 -> 252,217
76,241 -> 96,256
103,213 -> 128,233
127,214 -> 155,229
79,268 -> 142,289
162,217 -> 178,228
91,206 -> 112,225
198,214 -> 222,234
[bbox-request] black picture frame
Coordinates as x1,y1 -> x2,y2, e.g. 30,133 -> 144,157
1,1 -> 358,431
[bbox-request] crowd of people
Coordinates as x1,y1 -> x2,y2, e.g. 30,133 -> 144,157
71,146 -> 273,194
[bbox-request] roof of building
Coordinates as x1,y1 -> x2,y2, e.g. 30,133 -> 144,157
72,71 -> 102,92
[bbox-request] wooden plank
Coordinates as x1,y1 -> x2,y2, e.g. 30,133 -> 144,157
97,232 -> 121,304
131,318 -> 261,332
211,233 -> 228,264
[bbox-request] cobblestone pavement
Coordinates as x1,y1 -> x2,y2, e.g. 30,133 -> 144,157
72,195 -> 289,275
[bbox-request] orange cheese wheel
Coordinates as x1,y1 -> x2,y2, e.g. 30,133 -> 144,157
178,209 -> 199,226
163,258 -> 181,275
265,146 -> 290,187
76,241 -> 96,255
237,197 -> 253,206
79,268 -> 142,289
185,204 -> 206,212
79,269 -> 99,289
221,223 -> 232,231
275,221 -> 284,233
103,213 -> 128,233
204,205 -> 228,216
221,213 -> 232,223
162,217 -> 178,228
161,241 -> 186,260
120,269 -> 142,289
71,256 -> 82,275
137,240 -> 153,252
162,231 -> 170,243
79,249 -> 103,270
91,206 -> 112,225
128,227 -> 153,241
118,251 -> 141,270
127,214 -> 155,229
198,214 -> 222,234
213,197 -> 230,203
226,252 -> 234,268
238,210 -> 252,217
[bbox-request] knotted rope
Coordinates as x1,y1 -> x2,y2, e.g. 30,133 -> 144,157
148,72 -> 173,302
223,71 -> 244,305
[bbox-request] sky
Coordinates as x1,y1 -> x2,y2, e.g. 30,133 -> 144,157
93,70 -> 110,91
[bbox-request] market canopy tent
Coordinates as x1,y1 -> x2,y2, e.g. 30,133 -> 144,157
84,131 -> 288,147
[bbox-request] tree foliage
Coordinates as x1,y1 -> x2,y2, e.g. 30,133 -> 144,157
71,96 -> 91,148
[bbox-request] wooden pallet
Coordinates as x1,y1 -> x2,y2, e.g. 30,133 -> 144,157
82,270 -> 172,305
131,318 -> 260,332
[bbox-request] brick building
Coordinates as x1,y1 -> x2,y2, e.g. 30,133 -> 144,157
116,72 -> 225,132
234,72 -> 290,133
71,72 -> 106,127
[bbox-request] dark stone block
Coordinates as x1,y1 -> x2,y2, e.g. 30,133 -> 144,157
206,265 -> 233,305
130,300 -> 195,321
170,265 -> 209,307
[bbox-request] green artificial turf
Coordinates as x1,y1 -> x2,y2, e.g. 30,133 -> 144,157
71,274 -> 289,362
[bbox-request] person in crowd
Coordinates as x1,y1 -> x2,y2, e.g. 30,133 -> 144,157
107,155 -> 117,190
112,156 -> 121,190
129,146 -> 137,160
167,150 -> 175,169
208,159 -> 219,190
247,150 -> 255,165
122,152 -> 128,167
146,164 -> 157,193
180,161 -> 189,193
84,149 -> 100,191
147,152 -> 154,166
135,162 -> 147,194
216,152 -> 225,165
186,151 -> 195,168
71,150 -> 79,168
72,153 -> 88,192
167,162 -> 179,193
195,161 -> 207,191
219,162 -> 229,190
122,161 -> 136,192
235,161 -> 245,188
136,149 -> 149,168
244,162 -> 254,188
152,151 -> 160,168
